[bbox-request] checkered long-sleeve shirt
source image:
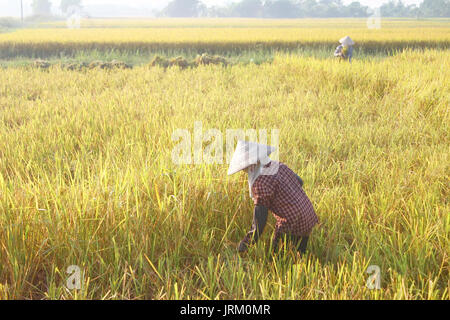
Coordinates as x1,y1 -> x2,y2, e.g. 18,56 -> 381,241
251,161 -> 319,244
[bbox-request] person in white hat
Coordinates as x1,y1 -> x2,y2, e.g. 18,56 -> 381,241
334,36 -> 355,63
228,140 -> 319,256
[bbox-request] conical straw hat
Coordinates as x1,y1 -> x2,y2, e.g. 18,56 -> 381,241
227,140 -> 276,175
339,36 -> 355,46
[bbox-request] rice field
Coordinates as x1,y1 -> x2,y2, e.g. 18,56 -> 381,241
0,18 -> 449,300
1,18 -> 449,60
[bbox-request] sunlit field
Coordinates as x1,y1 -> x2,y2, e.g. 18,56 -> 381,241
1,18 -> 449,60
0,18 -> 449,300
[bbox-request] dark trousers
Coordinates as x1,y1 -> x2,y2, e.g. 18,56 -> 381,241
274,234 -> 309,255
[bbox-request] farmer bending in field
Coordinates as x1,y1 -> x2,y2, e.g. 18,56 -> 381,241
228,141 -> 319,256
334,36 -> 355,63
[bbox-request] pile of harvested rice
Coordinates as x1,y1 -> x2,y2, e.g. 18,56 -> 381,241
110,59 -> 132,69
194,53 -> 228,66
63,62 -> 89,71
33,59 -> 51,69
149,54 -> 228,70
88,60 -> 110,69
150,56 -> 170,68
87,60 -> 132,70
169,56 -> 190,69
31,60 -> 132,71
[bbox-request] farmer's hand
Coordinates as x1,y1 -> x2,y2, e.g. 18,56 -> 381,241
238,239 -> 249,253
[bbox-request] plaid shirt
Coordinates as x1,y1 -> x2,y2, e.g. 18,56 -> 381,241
251,161 -> 318,244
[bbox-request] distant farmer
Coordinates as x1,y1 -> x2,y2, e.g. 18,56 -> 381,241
228,141 -> 319,256
334,36 -> 355,63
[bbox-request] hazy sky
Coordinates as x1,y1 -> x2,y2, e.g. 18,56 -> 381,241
1,0 -> 424,17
